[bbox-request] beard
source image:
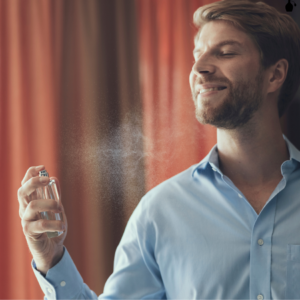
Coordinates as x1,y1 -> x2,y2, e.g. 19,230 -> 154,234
192,68 -> 264,130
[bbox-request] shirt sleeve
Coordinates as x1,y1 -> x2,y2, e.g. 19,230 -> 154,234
31,197 -> 166,299
32,246 -> 98,300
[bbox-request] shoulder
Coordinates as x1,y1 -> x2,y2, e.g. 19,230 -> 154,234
147,165 -> 198,199
132,163 -> 204,222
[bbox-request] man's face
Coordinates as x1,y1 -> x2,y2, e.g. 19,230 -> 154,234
189,20 -> 266,129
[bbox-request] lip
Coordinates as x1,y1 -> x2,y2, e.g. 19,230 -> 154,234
196,84 -> 227,94
198,88 -> 227,97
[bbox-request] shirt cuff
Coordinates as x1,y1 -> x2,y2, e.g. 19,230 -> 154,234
31,246 -> 84,300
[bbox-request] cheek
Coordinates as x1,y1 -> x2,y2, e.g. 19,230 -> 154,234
226,68 -> 246,88
223,57 -> 254,82
234,60 -> 259,83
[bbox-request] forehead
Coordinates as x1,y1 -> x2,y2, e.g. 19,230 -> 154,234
194,20 -> 254,51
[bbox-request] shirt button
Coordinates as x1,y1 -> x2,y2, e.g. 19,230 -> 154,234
258,239 -> 264,246
47,288 -> 52,293
238,193 -> 243,198
60,281 -> 66,287
257,294 -> 264,300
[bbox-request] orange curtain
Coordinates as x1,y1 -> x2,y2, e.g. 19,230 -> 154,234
0,0 -> 143,298
0,0 -> 62,298
137,0 -> 217,191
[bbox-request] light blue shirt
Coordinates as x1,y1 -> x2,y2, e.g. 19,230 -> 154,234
32,134 -> 300,299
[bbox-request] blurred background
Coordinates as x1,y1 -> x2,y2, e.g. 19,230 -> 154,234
0,0 -> 299,298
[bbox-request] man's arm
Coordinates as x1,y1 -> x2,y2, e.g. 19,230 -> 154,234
32,246 -> 98,300
32,197 -> 166,299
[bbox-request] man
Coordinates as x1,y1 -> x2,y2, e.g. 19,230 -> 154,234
18,0 -> 300,299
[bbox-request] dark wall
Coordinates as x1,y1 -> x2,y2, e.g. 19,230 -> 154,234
261,0 -> 300,149
282,0 -> 300,150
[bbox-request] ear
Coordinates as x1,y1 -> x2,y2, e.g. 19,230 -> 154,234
267,58 -> 289,94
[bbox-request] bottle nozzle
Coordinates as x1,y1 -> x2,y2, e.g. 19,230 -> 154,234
39,170 -> 49,177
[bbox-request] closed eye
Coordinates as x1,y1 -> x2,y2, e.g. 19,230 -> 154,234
193,53 -> 236,63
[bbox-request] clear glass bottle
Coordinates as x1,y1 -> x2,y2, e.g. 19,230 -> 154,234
36,170 -> 63,238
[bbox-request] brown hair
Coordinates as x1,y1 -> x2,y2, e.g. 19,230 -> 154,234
193,0 -> 300,118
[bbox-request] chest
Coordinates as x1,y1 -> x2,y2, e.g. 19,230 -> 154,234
237,181 -> 281,214
153,177 -> 300,299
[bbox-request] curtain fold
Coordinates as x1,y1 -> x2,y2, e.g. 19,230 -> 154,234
58,0 -> 144,294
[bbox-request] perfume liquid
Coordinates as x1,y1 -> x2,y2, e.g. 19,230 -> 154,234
36,170 -> 64,238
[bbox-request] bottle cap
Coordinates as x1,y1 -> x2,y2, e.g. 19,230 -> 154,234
39,170 -> 49,177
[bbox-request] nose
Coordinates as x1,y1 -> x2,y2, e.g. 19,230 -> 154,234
191,56 -> 216,76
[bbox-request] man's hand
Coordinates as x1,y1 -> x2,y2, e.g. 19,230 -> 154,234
18,165 -> 68,276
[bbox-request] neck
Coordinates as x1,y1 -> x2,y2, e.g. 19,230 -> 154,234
216,112 -> 290,187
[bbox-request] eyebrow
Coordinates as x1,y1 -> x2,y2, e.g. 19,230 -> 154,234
193,40 -> 243,56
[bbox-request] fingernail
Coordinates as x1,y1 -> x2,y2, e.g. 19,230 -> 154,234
39,177 -> 49,183
36,165 -> 44,170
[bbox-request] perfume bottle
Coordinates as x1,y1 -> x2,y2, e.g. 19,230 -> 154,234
36,170 -> 64,238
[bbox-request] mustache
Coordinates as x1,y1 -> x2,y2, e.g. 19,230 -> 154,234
194,77 -> 229,86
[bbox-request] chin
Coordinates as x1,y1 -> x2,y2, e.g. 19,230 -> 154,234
196,108 -> 216,125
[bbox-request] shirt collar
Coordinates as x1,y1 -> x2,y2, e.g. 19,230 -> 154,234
192,133 -> 300,178
283,134 -> 300,163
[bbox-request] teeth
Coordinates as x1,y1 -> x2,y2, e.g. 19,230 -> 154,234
200,87 -> 225,94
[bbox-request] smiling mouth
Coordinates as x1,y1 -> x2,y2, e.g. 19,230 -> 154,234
200,86 -> 227,94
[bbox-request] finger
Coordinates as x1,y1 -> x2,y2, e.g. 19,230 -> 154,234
22,199 -> 62,222
21,165 -> 45,186
18,175 -> 50,201
23,219 -> 65,235
18,189 -> 39,220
